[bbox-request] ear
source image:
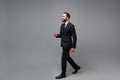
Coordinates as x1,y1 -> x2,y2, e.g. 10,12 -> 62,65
66,17 -> 69,20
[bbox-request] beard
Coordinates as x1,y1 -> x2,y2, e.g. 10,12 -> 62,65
62,19 -> 67,22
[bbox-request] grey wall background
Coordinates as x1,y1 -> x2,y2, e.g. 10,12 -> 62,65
0,0 -> 120,80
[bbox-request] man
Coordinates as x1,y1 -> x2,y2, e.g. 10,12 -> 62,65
53,12 -> 80,79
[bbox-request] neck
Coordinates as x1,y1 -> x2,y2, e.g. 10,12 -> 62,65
64,20 -> 69,23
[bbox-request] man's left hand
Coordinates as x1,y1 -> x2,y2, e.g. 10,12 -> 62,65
70,48 -> 75,52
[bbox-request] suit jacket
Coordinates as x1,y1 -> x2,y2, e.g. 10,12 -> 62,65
56,22 -> 77,49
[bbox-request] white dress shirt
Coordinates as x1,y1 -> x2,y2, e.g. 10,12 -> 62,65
64,21 -> 69,28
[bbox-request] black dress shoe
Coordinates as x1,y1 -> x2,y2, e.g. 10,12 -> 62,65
55,74 -> 66,79
72,66 -> 81,74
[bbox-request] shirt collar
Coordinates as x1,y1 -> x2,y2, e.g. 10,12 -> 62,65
64,21 -> 69,26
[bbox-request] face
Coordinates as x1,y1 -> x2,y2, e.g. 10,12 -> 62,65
61,14 -> 68,22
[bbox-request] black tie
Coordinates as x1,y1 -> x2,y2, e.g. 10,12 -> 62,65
63,24 -> 66,34
63,23 -> 66,29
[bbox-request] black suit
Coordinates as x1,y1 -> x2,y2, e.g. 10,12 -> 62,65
56,22 -> 77,49
56,22 -> 80,75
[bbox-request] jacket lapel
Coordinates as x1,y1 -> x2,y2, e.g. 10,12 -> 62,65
64,22 -> 70,33
62,22 -> 70,34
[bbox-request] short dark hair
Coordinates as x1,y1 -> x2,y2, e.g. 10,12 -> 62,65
63,12 -> 70,19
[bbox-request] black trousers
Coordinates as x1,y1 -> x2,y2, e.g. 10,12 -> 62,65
61,47 -> 80,75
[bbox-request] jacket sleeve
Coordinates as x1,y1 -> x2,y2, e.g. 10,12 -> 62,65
56,25 -> 62,38
69,25 -> 77,48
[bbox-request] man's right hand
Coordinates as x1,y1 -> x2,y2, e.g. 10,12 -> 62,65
53,32 -> 58,37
